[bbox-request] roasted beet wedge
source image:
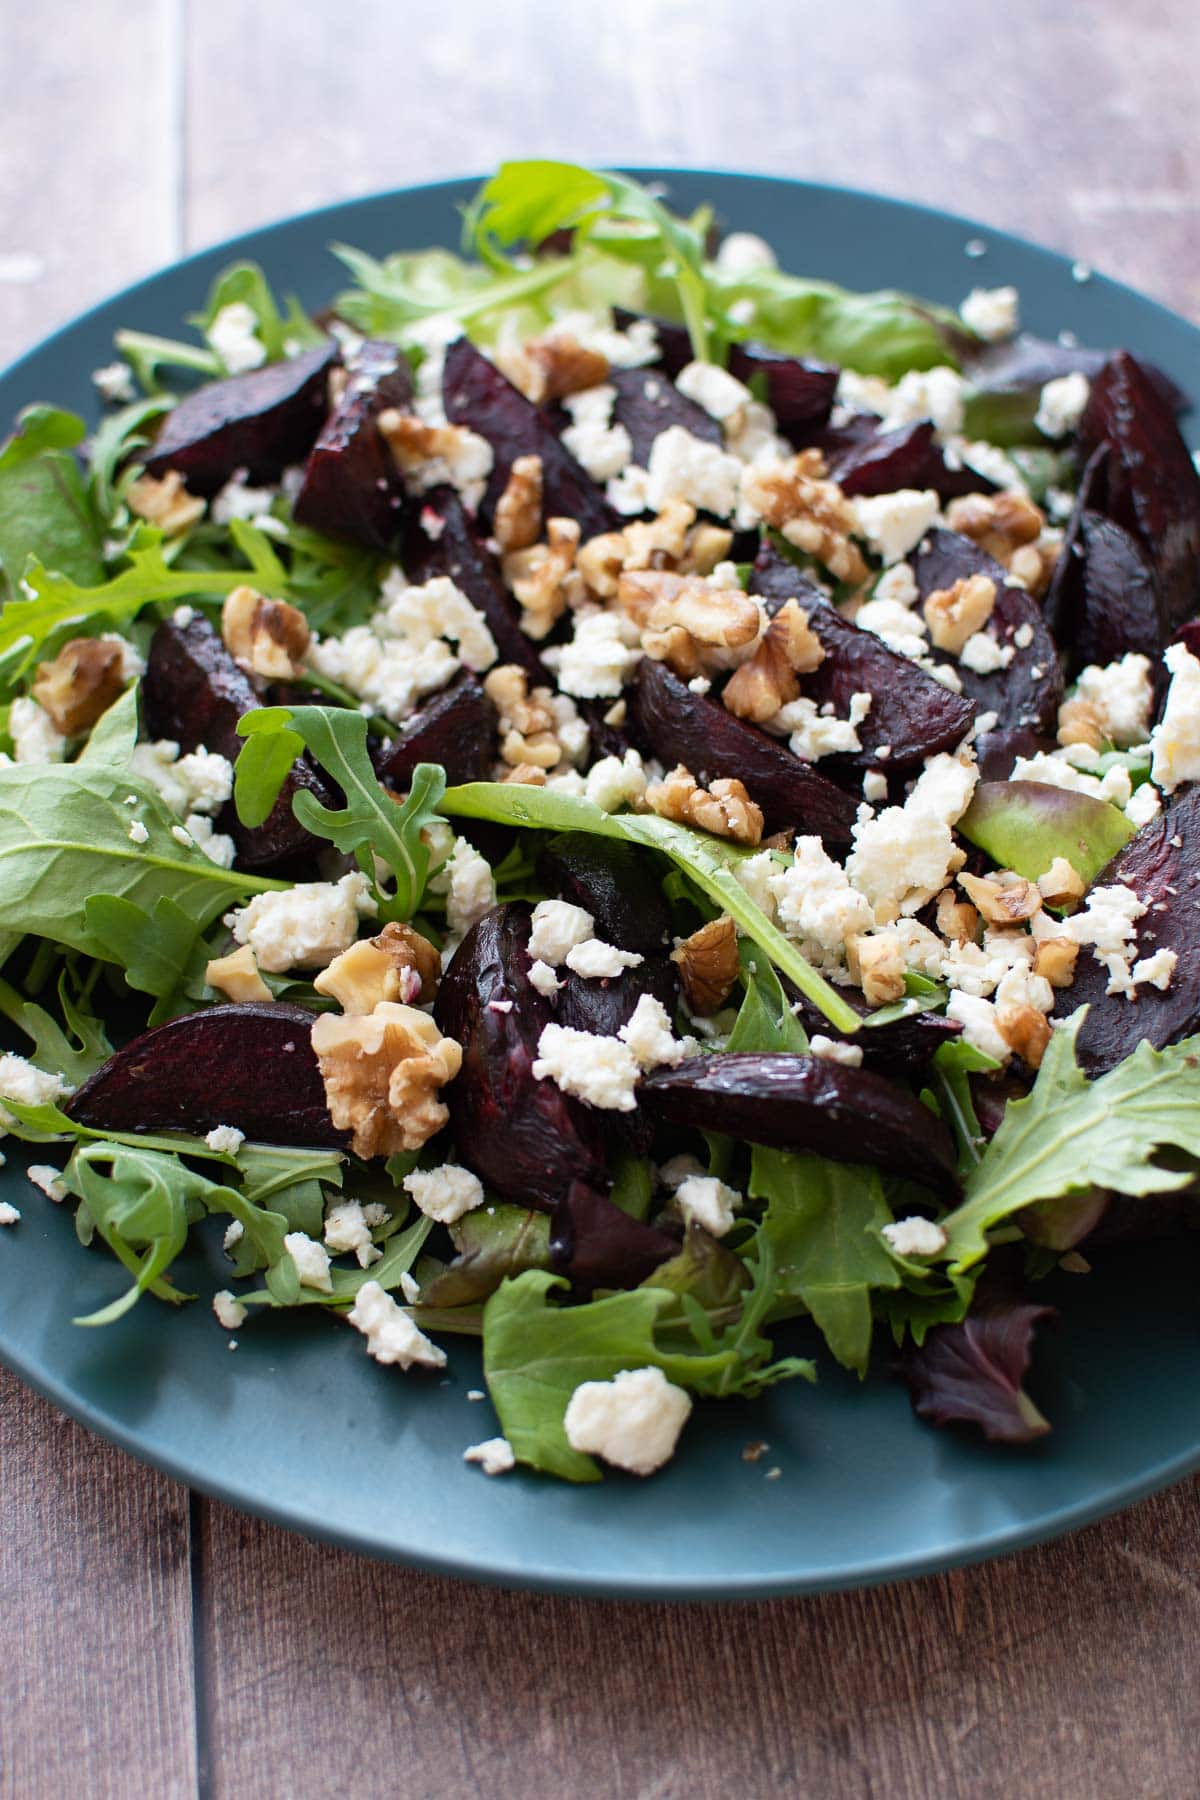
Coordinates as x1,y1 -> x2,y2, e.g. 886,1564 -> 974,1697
556,958 -> 678,1041
372,675 -> 497,792
606,366 -> 721,465
640,1052 -> 959,1196
550,1181 -> 680,1294
441,337 -> 615,537
536,832 -> 673,954
142,343 -> 336,497
789,989 -> 962,1078
726,342 -> 838,431
1044,508 -> 1166,678
292,339 -> 411,549
66,1004 -> 343,1147
912,529 -> 1063,735
749,544 -> 976,771
630,658 -> 859,843
1077,351 -> 1200,633
1056,786 -> 1200,1074
143,617 -> 334,871
434,904 -> 609,1205
401,484 -> 545,680
830,419 -> 997,502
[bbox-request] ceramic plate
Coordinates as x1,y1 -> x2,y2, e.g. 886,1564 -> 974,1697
2,171 -> 1199,1599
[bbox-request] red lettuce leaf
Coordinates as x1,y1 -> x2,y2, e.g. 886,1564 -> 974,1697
898,1296 -> 1057,1443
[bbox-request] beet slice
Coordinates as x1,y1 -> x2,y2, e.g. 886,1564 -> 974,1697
555,956 -> 678,1160
400,484 -> 545,681
606,366 -> 721,465
911,529 -> 1063,735
789,988 -> 962,1078
536,832 -> 673,954
441,336 -> 615,537
550,1180 -> 679,1294
434,903 -> 609,1206
749,543 -> 976,771
372,675 -> 497,792
142,343 -> 336,497
726,342 -> 838,430
292,339 -> 411,549
143,617 -> 334,872
831,419 -> 997,503
612,306 -> 692,378
1043,508 -> 1165,678
1077,351 -> 1200,633
1055,786 -> 1200,1074
66,1004 -> 343,1147
639,1052 -> 959,1196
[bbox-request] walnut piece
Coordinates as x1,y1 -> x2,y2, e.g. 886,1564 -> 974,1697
618,570 -> 761,679
313,923 -> 441,1013
221,585 -> 311,680
483,663 -> 564,769
576,501 -> 733,602
644,765 -> 764,845
996,1002 -> 1051,1069
311,1002 -> 462,1158
502,762 -> 548,785
922,574 -> 997,656
740,452 -> 868,585
845,933 -> 906,1006
1036,856 -> 1086,907
672,914 -> 739,1014
32,637 -> 125,736
935,887 -> 980,944
205,944 -> 272,1004
1033,936 -> 1079,988
1056,695 -> 1103,751
722,599 -> 825,724
501,517 -> 582,639
945,492 -> 1058,597
496,332 -> 610,404
493,454 -> 544,553
127,470 -> 205,536
958,871 -> 1043,925
377,409 -> 484,483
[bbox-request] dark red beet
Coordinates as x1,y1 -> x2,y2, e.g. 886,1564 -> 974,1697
143,343 -> 336,497
964,335 -> 1187,418
292,339 -> 411,549
557,958 -> 678,1040
143,617 -> 334,872
726,342 -> 838,430
606,366 -> 721,465
1172,619 -> 1200,662
748,543 -> 976,771
536,832 -> 673,954
550,1180 -> 679,1294
372,675 -> 497,792
1044,508 -> 1166,678
66,1004 -> 343,1147
1055,786 -> 1200,1074
639,1052 -> 960,1196
434,904 -> 609,1205
630,658 -> 859,843
400,484 -> 545,681
912,529 -> 1063,735
973,725 -> 1052,782
1077,351 -> 1200,632
789,987 -> 963,1078
831,419 -> 998,502
441,337 -> 615,537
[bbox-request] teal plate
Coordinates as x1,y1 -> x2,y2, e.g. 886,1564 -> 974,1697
2,172 -> 1200,1599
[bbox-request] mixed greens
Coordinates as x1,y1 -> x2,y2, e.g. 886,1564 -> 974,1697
2,159 -> 1200,1483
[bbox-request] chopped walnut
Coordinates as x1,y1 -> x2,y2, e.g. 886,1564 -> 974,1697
1056,695 -> 1103,751
644,764 -> 764,845
1033,936 -> 1080,988
313,923 -> 440,1014
1007,536 -> 1060,596
127,469 -> 205,536
959,871 -> 1043,924
502,762 -> 548,785
846,933 -> 906,1006
996,1002 -> 1051,1069
676,522 -> 735,577
205,945 -> 272,1004
618,570 -> 761,679
672,915 -> 739,1014
935,887 -> 980,944
493,454 -> 543,553
32,637 -> 125,735
377,409 -> 485,485
1036,857 -> 1086,907
496,332 -> 610,404
740,452 -> 869,585
923,574 -> 997,656
484,663 -> 565,769
722,599 -> 825,724
946,492 -> 1059,597
576,500 -> 699,600
221,585 -> 311,680
311,1001 -> 462,1158
501,517 -> 582,639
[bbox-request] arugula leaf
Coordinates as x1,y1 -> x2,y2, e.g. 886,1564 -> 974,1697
112,329 -> 220,392
0,972 -> 112,1085
705,268 -> 958,379
189,261 -> 321,364
0,405 -> 105,599
246,1211 -> 434,1311
938,1012 -> 1200,1273
77,685 -> 141,768
929,1037 -> 1000,1173
87,396 -> 174,521
232,710 -> 304,827
441,781 -> 862,1033
331,242 -> 575,340
83,894 -> 215,1022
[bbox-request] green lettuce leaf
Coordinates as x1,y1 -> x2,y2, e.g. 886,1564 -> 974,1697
331,242 -> 576,341
0,406 -> 105,600
958,780 -> 1134,889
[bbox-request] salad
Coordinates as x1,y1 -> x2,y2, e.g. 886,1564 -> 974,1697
1,159 -> 1199,1486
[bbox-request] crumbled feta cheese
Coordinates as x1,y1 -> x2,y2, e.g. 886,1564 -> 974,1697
1010,748 -> 1133,811
528,958 -> 563,998
398,1270 -> 420,1304
863,770 -> 889,803
946,991 -> 1011,1063
349,1279 -> 446,1369
714,231 -> 777,275
1150,640 -> 1200,792
9,696 -> 67,764
675,359 -> 755,423
92,360 -> 135,403
463,1436 -> 516,1475
184,813 -> 236,869
1075,653 -> 1154,748
224,1219 -> 245,1253
1132,948 -> 1177,991
881,368 -> 967,436
542,308 -> 660,369
561,384 -> 634,482
128,819 -> 149,845
26,1163 -> 67,1201
775,690 -> 871,761
959,631 -> 1015,674
1035,371 -> 1090,439
376,571 -> 498,672
873,561 -> 920,608
205,1124 -> 245,1155
532,1024 -> 641,1111
618,993 -> 691,1069
309,574 -> 497,721
403,1163 -> 484,1225
129,740 -> 234,817
211,472 -> 278,527
548,609 -> 641,699
227,872 -> 376,972
959,286 -> 1019,341
1065,883 -> 1147,996
565,937 -> 644,979
324,1199 -> 374,1262
213,1289 -> 247,1330
0,1200 -> 19,1226
606,463 -> 652,516
846,752 -> 978,915
442,837 -> 496,938
768,838 -> 874,961
208,302 -> 266,373
674,1173 -> 741,1237
563,1366 -> 693,1475
809,1034 -> 864,1068
851,489 -> 940,565
1126,782 -> 1162,828
882,1216 -> 948,1258
584,748 -> 647,813
854,596 -> 929,661
529,898 -> 595,965
284,1230 -> 333,1292
724,399 -> 790,465
0,1058 -> 67,1128
645,425 -> 742,517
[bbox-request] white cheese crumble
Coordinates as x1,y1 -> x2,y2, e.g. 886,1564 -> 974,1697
226,872 -> 376,972
205,1125 -> 245,1155
532,1025 -> 641,1111
463,1437 -> 516,1476
959,286 -> 1019,341
1132,948 -> 1177,991
767,837 -> 874,966
1126,782 -> 1162,829
946,991 -> 1011,1064
1009,748 -> 1134,812
224,1220 -> 245,1253
26,1163 -> 67,1201
584,748 -> 647,813
528,959 -> 563,998
853,596 -> 929,662
128,819 -> 149,845
402,1163 -> 484,1225
863,770 -> 889,803
208,302 -> 266,373
959,631 -> 1015,675
1035,371 -> 1090,439
528,899 -> 595,965
284,1230 -> 333,1293
212,1290 -> 247,1330
674,1173 -> 741,1237
675,359 -> 755,424
882,1216 -> 948,1258
1065,883 -> 1147,997
565,938 -> 644,979
1150,640 -> 1200,793
774,690 -> 871,761
348,1279 -> 446,1370
714,231 -> 777,275
809,1034 -> 864,1068
92,360 -> 135,403
880,367 -> 967,436
9,696 -> 67,764
441,836 -> 496,938
0,1201 -> 19,1226
563,1366 -> 693,1476
851,489 -> 940,565
618,994 -> 692,1069
323,1199 -> 377,1265
846,752 -> 979,915
644,425 -> 742,517
1075,653 -> 1154,748
184,814 -> 236,869
561,383 -> 634,482
211,472 -> 279,527
308,574 -> 497,722
128,740 -> 234,817
546,609 -> 641,700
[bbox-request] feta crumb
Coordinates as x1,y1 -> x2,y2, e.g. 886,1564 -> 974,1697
1132,948 -> 1177,991
1035,371 -> 1090,439
1065,883 -> 1147,996
533,1024 -> 641,1111
92,360 -> 135,403
127,819 -> 149,845
561,383 -> 634,482
946,992 -> 1011,1064
403,1163 -> 484,1225
213,1289 -> 247,1330
675,359 -> 755,423
548,608 -> 642,700
618,993 -> 691,1069
1126,782 -> 1162,828
173,605 -> 195,627
565,938 -> 644,979
846,752 -> 979,915
223,1220 -> 245,1253
768,837 -> 874,961
9,696 -> 67,764
1150,640 -> 1200,793
528,959 -> 563,998
324,1199 -> 373,1261
775,690 -> 871,761
584,748 -> 647,813
0,1059 -> 67,1129
1013,622 -> 1035,649
960,285 -> 1019,341
881,367 -> 967,436
129,740 -> 234,817
851,489 -> 940,565
398,1270 -> 421,1304
1075,653 -> 1154,748
528,898 -> 595,965
673,1173 -> 741,1237
205,1125 -> 245,1155
714,231 -> 777,275
645,425 -> 742,517
284,1230 -> 333,1293
809,1034 -> 864,1068
466,1387 -> 485,1401
463,1436 -> 516,1476
211,472 -> 278,527
854,595 -> 929,661
563,1366 -> 693,1475
882,1216 -> 948,1258
0,1200 -> 19,1225
442,836 -> 496,938
208,301 -> 266,373
226,872 -> 376,972
959,631 -> 1015,675
348,1279 -> 446,1369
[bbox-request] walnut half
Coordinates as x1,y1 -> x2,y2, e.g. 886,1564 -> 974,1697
672,915 -> 739,1014
618,570 -> 760,680
222,585 -> 311,680
722,599 -> 825,724
313,923 -> 441,1014
32,637 -> 125,735
644,765 -> 764,846
311,1002 -> 462,1158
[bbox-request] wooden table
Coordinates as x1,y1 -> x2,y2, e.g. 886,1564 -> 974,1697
3,3 -> 1199,1793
